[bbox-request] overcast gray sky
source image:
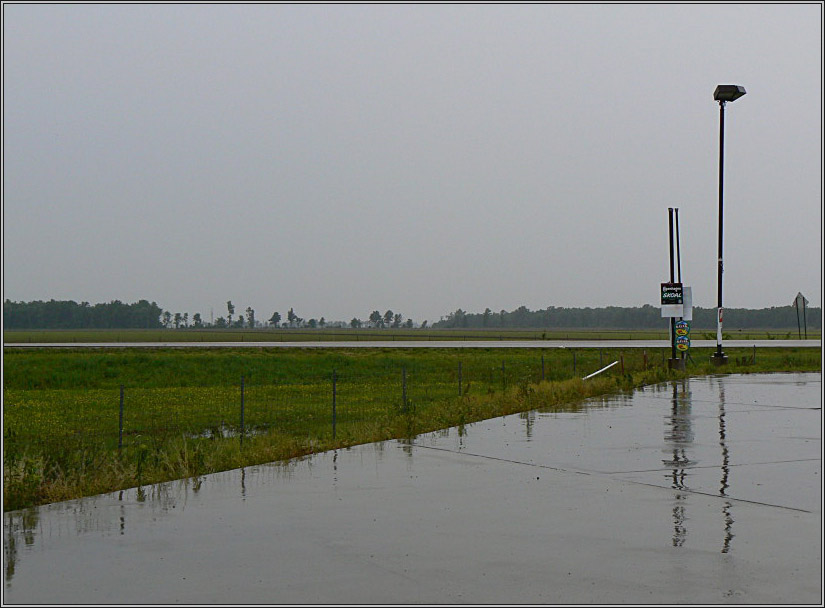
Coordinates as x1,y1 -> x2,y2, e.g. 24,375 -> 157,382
3,3 -> 822,324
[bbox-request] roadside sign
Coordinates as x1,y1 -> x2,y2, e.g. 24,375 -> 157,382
661,283 -> 684,318
681,286 -> 693,321
675,320 -> 689,336
676,335 -> 690,351
661,283 -> 683,305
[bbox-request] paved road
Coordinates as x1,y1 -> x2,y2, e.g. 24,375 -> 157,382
4,339 -> 821,349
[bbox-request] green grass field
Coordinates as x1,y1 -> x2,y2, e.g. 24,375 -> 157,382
3,345 -> 821,511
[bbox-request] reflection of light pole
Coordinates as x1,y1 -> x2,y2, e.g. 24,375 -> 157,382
711,84 -> 746,366
718,381 -> 734,553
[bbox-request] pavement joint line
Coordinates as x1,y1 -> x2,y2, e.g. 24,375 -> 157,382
619,479 -> 814,513
413,444 -> 816,514
601,457 -> 822,475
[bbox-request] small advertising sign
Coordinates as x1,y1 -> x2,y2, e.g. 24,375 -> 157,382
676,335 -> 690,351
675,320 -> 689,336
661,283 -> 684,318
661,283 -> 683,305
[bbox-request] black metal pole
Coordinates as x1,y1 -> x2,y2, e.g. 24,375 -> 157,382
675,208 -> 682,284
669,208 -> 676,361
676,208 -> 684,361
714,100 -> 727,363
803,298 -> 808,339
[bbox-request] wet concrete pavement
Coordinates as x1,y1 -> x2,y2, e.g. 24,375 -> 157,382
3,372 -> 822,604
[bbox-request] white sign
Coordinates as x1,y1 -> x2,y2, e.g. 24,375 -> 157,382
661,285 -> 692,319
682,286 -> 693,321
793,292 -> 809,308
661,304 -> 683,318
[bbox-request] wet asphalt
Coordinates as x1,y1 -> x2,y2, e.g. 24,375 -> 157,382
3,372 -> 822,605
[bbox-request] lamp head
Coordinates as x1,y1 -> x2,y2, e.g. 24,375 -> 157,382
714,85 -> 746,102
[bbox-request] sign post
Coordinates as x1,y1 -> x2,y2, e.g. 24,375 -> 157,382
662,208 -> 687,371
793,292 -> 809,339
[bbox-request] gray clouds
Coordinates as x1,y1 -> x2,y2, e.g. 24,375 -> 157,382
3,3 -> 821,323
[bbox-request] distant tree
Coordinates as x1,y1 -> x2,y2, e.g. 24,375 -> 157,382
193,313 -> 203,328
233,316 -> 244,328
351,318 -> 362,328
319,317 -> 326,328
445,309 -> 467,328
174,313 -> 182,329
392,313 -> 403,328
246,307 -> 255,329
214,316 -> 227,328
405,318 -> 413,329
512,306 -> 530,326
421,320 -> 428,329
308,318 -> 317,328
163,311 -> 172,328
384,310 -> 394,328
287,308 -> 299,326
268,311 -> 281,327
227,301 -> 235,327
183,312 -> 189,328
483,308 -> 492,327
369,310 -> 383,328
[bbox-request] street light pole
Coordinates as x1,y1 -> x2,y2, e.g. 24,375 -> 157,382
711,85 -> 746,366
714,98 -> 727,363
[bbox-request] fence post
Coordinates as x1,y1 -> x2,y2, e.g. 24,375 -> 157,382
240,376 -> 245,443
332,369 -> 337,439
620,355 -> 624,375
402,367 -> 407,410
119,385 -> 124,449
752,344 -> 756,364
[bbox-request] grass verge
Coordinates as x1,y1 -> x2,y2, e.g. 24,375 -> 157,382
3,346 -> 820,511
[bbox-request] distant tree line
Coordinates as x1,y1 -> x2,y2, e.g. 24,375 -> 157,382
3,299 -> 165,329
433,304 -> 821,330
2,300 -> 421,331
4,299 -> 820,331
